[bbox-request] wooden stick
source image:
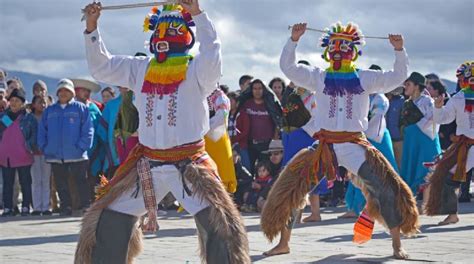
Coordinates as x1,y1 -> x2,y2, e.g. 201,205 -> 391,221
81,1 -> 179,21
287,26 -> 389,40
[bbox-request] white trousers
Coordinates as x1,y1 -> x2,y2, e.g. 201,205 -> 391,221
31,155 -> 51,211
108,164 -> 209,217
332,142 -> 367,175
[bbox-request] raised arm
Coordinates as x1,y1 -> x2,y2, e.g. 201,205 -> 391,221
209,91 -> 230,130
366,94 -> 389,143
433,94 -> 456,125
280,23 -> 321,91
83,2 -> 148,89
181,0 -> 222,96
416,96 -> 436,133
364,35 -> 409,94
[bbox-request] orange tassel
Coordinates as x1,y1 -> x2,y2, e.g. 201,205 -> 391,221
353,211 -> 374,244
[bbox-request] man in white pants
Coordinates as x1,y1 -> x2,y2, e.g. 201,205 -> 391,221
261,22 -> 419,259
74,1 -> 249,264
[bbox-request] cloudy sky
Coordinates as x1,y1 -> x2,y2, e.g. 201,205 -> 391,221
0,0 -> 472,89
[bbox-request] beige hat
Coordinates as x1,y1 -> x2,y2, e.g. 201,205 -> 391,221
56,78 -> 75,96
70,79 -> 101,94
262,139 -> 284,154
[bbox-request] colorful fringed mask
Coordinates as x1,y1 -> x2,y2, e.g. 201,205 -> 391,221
457,61 -> 474,112
320,22 -> 365,97
142,4 -> 195,95
457,61 -> 474,90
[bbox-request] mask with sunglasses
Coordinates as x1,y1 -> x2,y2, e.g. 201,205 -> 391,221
141,4 -> 195,96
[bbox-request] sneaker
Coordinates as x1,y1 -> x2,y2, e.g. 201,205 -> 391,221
52,208 -> 61,214
2,208 -> 14,217
21,207 -> 30,216
42,210 -> 52,216
31,211 -> 42,216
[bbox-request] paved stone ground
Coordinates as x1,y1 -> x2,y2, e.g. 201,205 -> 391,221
1,203 -> 473,264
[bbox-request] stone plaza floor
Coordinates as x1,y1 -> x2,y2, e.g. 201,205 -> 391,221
1,203 -> 473,263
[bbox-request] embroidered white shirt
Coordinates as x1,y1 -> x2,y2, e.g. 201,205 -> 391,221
84,12 -> 222,149
366,94 -> 389,143
280,38 -> 408,134
434,91 -> 474,139
413,94 -> 439,140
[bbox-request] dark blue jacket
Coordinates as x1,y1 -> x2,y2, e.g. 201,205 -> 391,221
38,100 -> 93,162
386,95 -> 405,141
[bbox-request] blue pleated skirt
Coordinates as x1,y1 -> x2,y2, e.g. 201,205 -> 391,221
401,124 -> 441,195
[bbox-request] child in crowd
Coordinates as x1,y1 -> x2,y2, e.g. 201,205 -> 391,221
30,96 -> 52,216
241,161 -> 273,212
232,145 -> 253,207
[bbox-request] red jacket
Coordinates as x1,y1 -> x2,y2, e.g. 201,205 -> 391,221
231,109 -> 250,149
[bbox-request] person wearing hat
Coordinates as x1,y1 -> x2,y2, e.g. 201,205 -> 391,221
257,139 -> 284,209
37,79 -> 93,216
73,78 -> 102,106
342,66 -> 400,223
72,79 -> 104,186
77,1 -> 249,263
425,61 -> 474,226
263,22 -> 417,260
400,72 -> 441,197
0,88 -> 38,216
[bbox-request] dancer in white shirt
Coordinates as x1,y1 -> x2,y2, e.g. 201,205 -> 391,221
425,61 -> 474,226
261,22 -> 418,259
75,2 -> 249,263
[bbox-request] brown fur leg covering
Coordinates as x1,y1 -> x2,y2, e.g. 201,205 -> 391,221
260,149 -> 313,242
364,150 -> 419,236
74,168 -> 143,264
184,164 -> 250,264
425,172 -> 460,216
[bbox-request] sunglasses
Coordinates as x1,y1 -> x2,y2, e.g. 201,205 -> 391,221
270,151 -> 283,156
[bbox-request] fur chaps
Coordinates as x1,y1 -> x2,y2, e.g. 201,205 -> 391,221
74,168 -> 143,264
184,163 -> 250,264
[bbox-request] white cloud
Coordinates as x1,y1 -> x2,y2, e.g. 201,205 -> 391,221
0,0 -> 472,88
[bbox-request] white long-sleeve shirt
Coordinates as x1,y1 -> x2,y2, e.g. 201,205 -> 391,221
413,94 -> 439,140
366,94 -> 389,143
207,89 -> 230,141
280,38 -> 408,133
434,91 -> 474,139
84,12 -> 222,149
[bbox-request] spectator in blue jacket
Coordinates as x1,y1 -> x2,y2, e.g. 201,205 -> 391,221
38,79 -> 93,216
385,86 -> 405,169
